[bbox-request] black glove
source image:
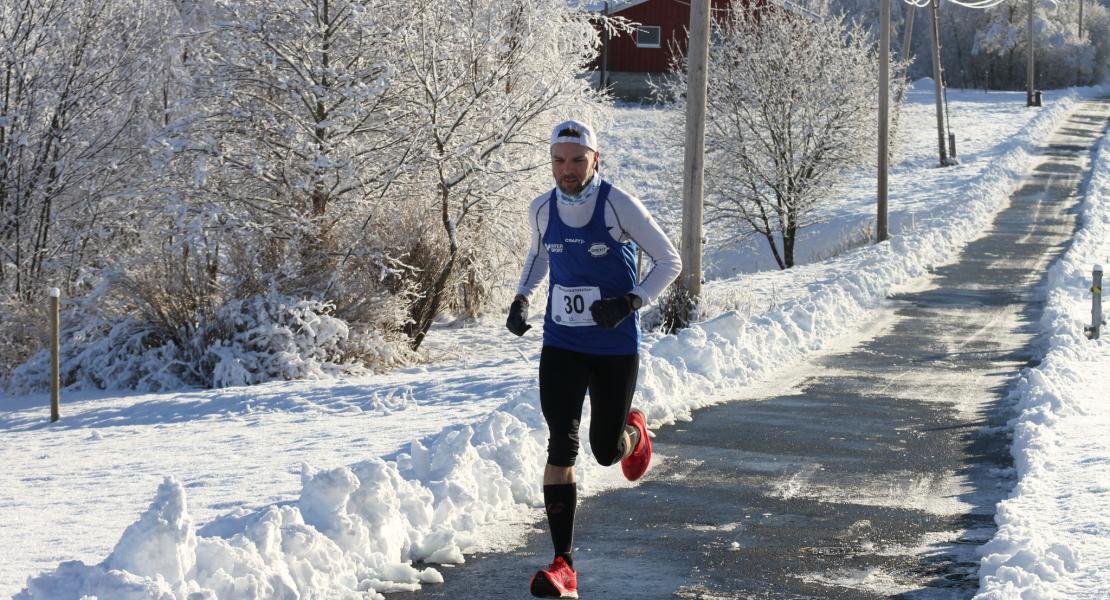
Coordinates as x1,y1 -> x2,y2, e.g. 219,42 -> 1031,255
590,296 -> 633,329
506,297 -> 532,336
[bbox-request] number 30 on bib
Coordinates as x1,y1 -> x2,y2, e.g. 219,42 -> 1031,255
551,285 -> 601,327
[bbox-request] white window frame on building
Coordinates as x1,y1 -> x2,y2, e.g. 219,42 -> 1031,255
635,25 -> 661,48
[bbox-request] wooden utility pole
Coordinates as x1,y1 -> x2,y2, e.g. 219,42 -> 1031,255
878,0 -> 890,243
676,0 -> 711,328
929,0 -> 950,166
1077,0 -> 1085,86
49,288 -> 60,422
895,4 -> 915,105
1027,0 -> 1036,106
902,4 -> 916,61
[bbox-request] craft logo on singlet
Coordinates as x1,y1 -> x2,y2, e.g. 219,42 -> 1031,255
545,243 -> 564,253
588,242 -> 609,258
564,238 -> 585,244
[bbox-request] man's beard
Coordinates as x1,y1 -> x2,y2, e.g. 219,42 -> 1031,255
558,177 -> 586,195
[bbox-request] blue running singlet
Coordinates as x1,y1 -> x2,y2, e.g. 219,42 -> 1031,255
542,181 -> 640,355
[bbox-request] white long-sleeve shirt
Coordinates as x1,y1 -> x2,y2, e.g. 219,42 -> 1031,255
515,178 -> 681,306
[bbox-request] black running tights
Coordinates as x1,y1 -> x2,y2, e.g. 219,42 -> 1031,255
539,345 -> 639,467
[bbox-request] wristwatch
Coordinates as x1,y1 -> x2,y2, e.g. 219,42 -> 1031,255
625,293 -> 643,311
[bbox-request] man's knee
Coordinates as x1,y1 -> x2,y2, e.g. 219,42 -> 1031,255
547,437 -> 579,468
592,428 -> 631,467
544,463 -> 575,485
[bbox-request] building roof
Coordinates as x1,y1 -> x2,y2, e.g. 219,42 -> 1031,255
582,0 -> 819,19
581,0 -> 653,13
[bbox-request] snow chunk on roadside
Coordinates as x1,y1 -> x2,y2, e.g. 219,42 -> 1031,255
15,561 -> 177,600
106,477 -> 197,584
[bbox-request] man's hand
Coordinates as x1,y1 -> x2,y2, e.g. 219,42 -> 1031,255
506,296 -> 532,336
590,295 -> 635,329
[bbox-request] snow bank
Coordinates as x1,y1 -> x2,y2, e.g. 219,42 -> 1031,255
14,93 -> 1087,598
16,413 -> 548,599
912,77 -> 936,91
973,131 -> 1110,599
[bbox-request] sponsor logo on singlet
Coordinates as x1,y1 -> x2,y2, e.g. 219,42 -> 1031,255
564,237 -> 585,244
588,242 -> 609,257
545,243 -> 564,253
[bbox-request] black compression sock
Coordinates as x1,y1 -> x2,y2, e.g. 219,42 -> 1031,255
543,483 -> 577,568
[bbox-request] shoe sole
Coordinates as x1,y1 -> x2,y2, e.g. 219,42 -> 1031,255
530,571 -> 578,599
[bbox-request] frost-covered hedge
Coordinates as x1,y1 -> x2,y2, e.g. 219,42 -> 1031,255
6,293 -> 384,393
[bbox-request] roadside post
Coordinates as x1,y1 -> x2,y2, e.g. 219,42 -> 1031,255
1085,265 -> 1103,340
48,288 -> 61,422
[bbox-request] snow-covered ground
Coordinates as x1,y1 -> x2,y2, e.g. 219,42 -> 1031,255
2,84 -> 1108,599
974,121 -> 1110,599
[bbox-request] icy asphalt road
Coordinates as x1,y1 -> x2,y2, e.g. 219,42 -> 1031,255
392,99 -> 1110,600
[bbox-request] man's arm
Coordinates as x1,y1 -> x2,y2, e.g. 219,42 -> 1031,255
515,195 -> 551,301
606,192 -> 681,305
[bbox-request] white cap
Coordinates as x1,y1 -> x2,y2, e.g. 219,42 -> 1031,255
48,287 -> 60,298
550,119 -> 598,152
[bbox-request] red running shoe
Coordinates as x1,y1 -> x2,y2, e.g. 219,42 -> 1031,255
530,555 -> 578,598
621,409 -> 652,481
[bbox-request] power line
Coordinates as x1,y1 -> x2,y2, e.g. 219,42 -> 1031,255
902,0 -> 1009,8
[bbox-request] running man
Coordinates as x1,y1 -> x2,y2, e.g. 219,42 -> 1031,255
506,119 -> 681,598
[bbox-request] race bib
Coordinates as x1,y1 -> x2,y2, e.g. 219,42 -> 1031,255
551,284 -> 601,327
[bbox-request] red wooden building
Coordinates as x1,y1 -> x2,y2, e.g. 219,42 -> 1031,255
593,0 -> 737,98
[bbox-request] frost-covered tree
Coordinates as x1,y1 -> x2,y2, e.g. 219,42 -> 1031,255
975,0 -> 1109,88
0,0 -> 179,378
812,0 -> 1110,90
181,0 -> 413,294
666,6 -> 887,270
174,0 -> 604,352
119,0 -> 432,375
4,0 -> 611,390
0,0 -> 176,298
1085,2 -> 1110,83
392,0 -> 603,349
4,0 -> 612,388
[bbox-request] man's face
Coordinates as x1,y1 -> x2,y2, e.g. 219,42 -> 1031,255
551,142 -> 599,195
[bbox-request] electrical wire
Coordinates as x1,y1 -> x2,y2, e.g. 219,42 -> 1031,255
902,0 -> 1009,9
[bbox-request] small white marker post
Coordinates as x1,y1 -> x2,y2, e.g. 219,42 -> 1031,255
1086,265 -> 1103,340
48,287 -> 60,422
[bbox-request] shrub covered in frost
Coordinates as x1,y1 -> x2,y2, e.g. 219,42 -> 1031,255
7,302 -> 193,393
205,294 -> 365,388
0,295 -> 46,383
5,292 -> 393,393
